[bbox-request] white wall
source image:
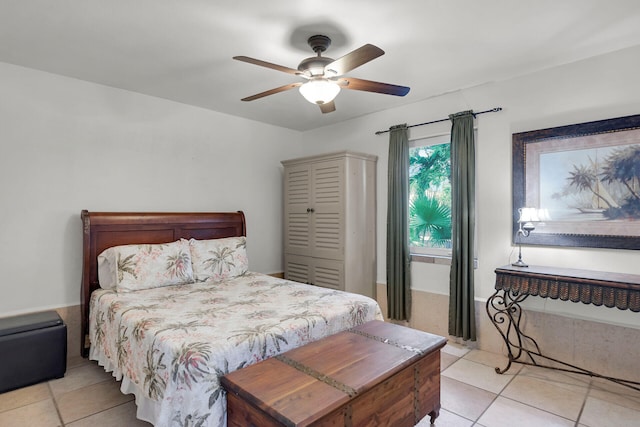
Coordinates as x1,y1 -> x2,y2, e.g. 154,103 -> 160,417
3,44 -> 639,332
299,45 -> 640,330
0,62 -> 303,315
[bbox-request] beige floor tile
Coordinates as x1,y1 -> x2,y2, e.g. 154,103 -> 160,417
441,352 -> 459,372
49,362 -> 114,397
66,401 -> 152,427
56,378 -> 133,424
442,358 -> 518,394
442,342 -> 471,358
501,370 -> 588,420
477,396 -> 574,427
517,365 -> 591,390
416,408 -> 474,427
579,396 -> 640,427
0,398 -> 61,427
440,376 -> 497,421
67,355 -> 92,370
462,349 -> 508,369
588,377 -> 640,412
0,382 -> 51,413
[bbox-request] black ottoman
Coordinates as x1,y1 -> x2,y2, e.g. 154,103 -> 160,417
0,310 -> 67,393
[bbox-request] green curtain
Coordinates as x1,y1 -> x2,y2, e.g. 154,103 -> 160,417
386,124 -> 411,321
448,110 -> 477,341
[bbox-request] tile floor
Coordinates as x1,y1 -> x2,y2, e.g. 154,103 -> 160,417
1,344 -> 639,427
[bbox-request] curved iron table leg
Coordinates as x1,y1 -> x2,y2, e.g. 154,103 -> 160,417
485,287 -> 640,391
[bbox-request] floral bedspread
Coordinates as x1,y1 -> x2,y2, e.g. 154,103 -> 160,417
89,272 -> 383,427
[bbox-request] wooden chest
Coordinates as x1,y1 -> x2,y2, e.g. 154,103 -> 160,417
221,320 -> 446,427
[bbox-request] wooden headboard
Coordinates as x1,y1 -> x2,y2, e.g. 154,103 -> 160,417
80,210 -> 246,357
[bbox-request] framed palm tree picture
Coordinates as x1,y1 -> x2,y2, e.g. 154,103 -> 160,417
512,113 -> 640,249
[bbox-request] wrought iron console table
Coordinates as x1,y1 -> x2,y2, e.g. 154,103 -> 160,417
487,265 -> 640,391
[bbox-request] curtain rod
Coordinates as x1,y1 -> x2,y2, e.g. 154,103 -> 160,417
374,107 -> 502,135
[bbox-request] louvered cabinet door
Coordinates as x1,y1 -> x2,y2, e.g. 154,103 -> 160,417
284,254 -> 344,290
312,257 -> 344,290
284,253 -> 311,284
310,160 -> 345,260
284,163 -> 312,257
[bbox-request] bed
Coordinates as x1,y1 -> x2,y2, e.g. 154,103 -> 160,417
80,210 -> 383,427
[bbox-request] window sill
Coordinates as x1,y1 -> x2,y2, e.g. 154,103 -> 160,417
410,254 -> 478,269
410,254 -> 452,265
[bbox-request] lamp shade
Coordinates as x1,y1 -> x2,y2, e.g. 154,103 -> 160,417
299,78 -> 340,105
518,207 -> 540,223
537,208 -> 551,222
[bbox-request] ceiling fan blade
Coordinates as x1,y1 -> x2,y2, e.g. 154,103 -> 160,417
233,56 -> 302,76
241,83 -> 302,101
338,77 -> 410,96
319,101 -> 336,114
324,44 -> 384,76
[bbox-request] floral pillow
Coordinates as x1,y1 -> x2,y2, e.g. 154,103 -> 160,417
189,236 -> 248,283
97,239 -> 194,291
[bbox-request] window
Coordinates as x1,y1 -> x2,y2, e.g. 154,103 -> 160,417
409,134 -> 452,257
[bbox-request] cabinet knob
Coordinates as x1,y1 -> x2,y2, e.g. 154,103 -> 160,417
307,208 -> 315,213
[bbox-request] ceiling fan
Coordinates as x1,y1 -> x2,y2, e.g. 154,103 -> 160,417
233,35 -> 410,114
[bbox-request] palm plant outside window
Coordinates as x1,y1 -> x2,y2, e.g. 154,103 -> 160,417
409,135 -> 452,255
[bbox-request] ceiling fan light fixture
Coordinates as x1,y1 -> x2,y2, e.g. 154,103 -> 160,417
299,78 -> 340,105
234,35 -> 410,113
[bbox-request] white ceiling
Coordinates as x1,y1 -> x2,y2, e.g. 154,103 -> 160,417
1,0 -> 640,131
